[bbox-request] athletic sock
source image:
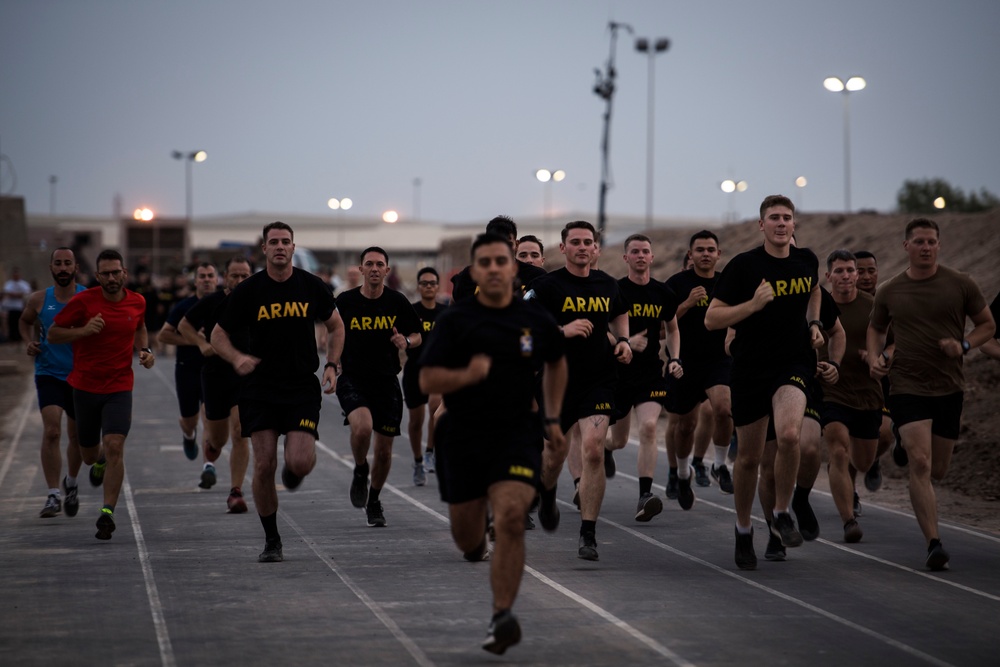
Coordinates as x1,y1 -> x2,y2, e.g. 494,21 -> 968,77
573,477 -> 581,489
677,457 -> 691,479
49,488 -> 61,497
639,477 -> 653,496
668,466 -> 678,477
580,520 -> 596,536
713,444 -> 728,468
414,456 -> 423,464
692,456 -> 703,466
540,485 -> 557,504
259,512 -> 280,542
368,486 -> 382,504
736,522 -> 752,535
793,485 -> 812,504
102,504 -> 114,514
65,475 -> 78,488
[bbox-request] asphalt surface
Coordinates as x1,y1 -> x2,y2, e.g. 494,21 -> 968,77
2,361 -> 999,667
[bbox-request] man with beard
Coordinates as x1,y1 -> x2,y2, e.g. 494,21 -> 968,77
19,248 -> 86,518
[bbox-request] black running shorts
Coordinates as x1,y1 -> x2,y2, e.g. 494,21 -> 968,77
239,392 -> 321,439
886,392 -> 964,440
174,359 -> 204,419
336,372 -> 403,438
73,389 -> 132,447
36,374 -> 76,420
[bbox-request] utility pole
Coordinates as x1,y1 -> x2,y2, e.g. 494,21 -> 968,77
593,21 -> 632,241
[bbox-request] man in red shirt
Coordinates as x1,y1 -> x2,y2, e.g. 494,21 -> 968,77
50,249 -> 154,540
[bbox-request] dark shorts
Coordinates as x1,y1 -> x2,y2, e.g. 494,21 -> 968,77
665,358 -> 732,415
731,363 -> 813,428
401,361 -> 428,410
36,374 -> 76,420
202,370 -> 242,422
820,401 -> 882,440
611,373 -> 667,422
336,372 -> 403,438
175,359 -> 204,418
239,392 -> 321,439
887,392 -> 964,440
560,381 -> 615,434
434,412 -> 543,504
73,389 -> 132,447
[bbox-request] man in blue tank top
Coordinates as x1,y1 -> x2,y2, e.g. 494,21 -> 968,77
18,247 -> 87,518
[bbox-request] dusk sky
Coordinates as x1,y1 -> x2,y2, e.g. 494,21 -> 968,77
2,0 -> 998,226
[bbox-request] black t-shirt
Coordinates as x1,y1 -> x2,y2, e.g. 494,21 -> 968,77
216,268 -> 336,399
451,260 -> 547,302
525,267 -> 628,387
616,276 -> 678,379
336,286 -> 422,377
419,297 -> 564,430
991,292 -> 1000,340
184,290 -> 245,378
713,245 -> 820,382
665,269 -> 727,367
165,295 -> 203,364
405,301 -> 447,364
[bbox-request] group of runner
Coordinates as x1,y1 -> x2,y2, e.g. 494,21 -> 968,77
21,198 -> 998,655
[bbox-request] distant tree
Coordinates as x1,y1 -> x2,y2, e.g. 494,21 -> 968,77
897,178 -> 1000,213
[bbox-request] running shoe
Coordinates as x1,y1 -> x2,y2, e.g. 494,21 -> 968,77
692,460 -> 711,487
891,424 -> 908,467
844,519 -> 863,543
424,449 -> 435,473
95,508 -> 115,540
791,492 -> 820,541
665,469 -> 679,500
677,477 -> 695,510
603,449 -> 616,478
711,464 -> 734,494
578,531 -> 599,561
40,494 -> 61,518
853,490 -> 863,517
524,513 -> 535,530
635,492 -> 663,522
200,463 -> 217,490
865,458 -> 883,492
771,512 -> 803,548
482,610 -> 522,655
227,487 -> 248,513
258,539 -> 283,563
350,465 -> 369,508
734,527 -> 757,570
764,523 -> 786,561
89,458 -> 106,487
463,538 -> 490,562
366,500 -> 387,527
62,477 -> 79,517
413,461 -> 426,487
183,433 -> 198,461
572,483 -> 580,510
926,540 -> 949,571
538,488 -> 560,532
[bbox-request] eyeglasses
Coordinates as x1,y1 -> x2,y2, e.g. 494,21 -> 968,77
418,281 -> 438,287
97,269 -> 124,278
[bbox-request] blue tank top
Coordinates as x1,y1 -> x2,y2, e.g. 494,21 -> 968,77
35,285 -> 86,380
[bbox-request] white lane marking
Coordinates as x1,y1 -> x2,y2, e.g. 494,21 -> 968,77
0,375 -> 35,488
281,510 -> 436,667
314,440 -> 694,666
123,475 -> 176,667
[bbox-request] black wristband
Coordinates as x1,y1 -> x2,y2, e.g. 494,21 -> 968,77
325,362 -> 341,371
669,358 -> 682,366
828,360 -> 840,370
808,320 -> 824,330
543,417 -> 560,425
617,336 -> 630,346
140,347 -> 152,354
405,337 -> 411,349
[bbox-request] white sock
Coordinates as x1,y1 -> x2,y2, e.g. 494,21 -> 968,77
203,462 -> 213,470
49,488 -> 61,497
736,523 -> 752,535
677,457 -> 691,479
714,444 -> 728,468
65,476 -> 78,488
184,430 -> 196,440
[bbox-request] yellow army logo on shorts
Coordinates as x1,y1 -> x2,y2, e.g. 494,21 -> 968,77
298,418 -> 316,430
257,302 -> 310,320
381,425 -> 399,434
508,465 -> 535,479
594,402 -> 611,410
648,390 -> 667,399
789,376 -> 806,388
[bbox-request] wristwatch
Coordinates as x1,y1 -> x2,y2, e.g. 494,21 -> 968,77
140,347 -> 153,354
961,339 -> 971,355
617,336 -> 630,346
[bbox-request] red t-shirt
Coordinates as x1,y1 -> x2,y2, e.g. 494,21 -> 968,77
54,287 -> 147,394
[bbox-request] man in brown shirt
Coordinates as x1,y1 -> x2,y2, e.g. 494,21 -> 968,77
867,218 -> 995,571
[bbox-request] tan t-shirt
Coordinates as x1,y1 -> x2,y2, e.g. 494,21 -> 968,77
871,265 -> 987,396
824,291 -> 882,410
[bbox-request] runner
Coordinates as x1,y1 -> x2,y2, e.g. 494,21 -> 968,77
515,235 -> 545,268
451,216 -> 546,301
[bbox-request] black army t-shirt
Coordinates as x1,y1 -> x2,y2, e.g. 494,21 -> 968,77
405,301 -> 446,365
665,269 -> 728,368
185,289 -> 246,378
616,276 -> 678,379
336,287 -> 422,377
216,268 -> 336,399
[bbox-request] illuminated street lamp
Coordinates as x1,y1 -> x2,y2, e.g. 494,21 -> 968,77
171,150 -> 207,222
328,197 -> 354,265
795,175 -> 808,210
823,76 -> 866,212
635,36 -> 670,228
382,210 -> 399,224
535,168 -> 566,220
133,207 -> 159,275
720,179 -> 748,223
933,197 -> 946,209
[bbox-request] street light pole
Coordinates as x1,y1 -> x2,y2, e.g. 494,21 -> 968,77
327,197 -> 353,268
593,21 -> 633,241
823,76 -> 865,212
720,179 -> 748,223
535,169 -> 565,244
171,150 -> 207,222
635,36 -> 669,229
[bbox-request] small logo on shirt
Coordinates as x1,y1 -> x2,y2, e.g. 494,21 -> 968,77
520,328 -> 533,356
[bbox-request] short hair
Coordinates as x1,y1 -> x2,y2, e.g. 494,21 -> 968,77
689,230 -> 719,248
262,221 -> 294,241
470,232 -> 514,259
561,220 -> 597,243
417,266 -> 439,281
759,194 -> 795,219
905,217 -> 939,240
49,246 -> 75,262
360,246 -> 389,264
623,233 -> 651,251
517,234 -> 544,255
486,215 -> 517,240
854,250 -> 877,264
96,249 -> 124,266
196,261 -> 216,274
224,255 -> 252,272
826,248 -> 856,271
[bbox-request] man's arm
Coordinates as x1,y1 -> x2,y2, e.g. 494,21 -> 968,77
704,279 -> 773,331
674,285 -> 707,320
866,322 -> 890,379
938,306 -> 997,358
980,337 -> 1000,360
806,285 -> 824,348
156,321 -> 188,347
48,314 -> 104,344
541,356 -> 568,444
177,317 -> 214,357
135,324 -> 154,369
419,354 -> 491,395
609,312 -> 632,364
664,316 -> 683,379
19,291 -> 43,356
210,323 -> 259,376
322,310 -> 345,394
